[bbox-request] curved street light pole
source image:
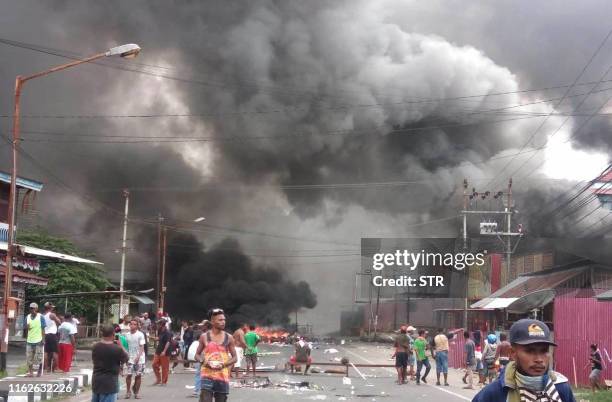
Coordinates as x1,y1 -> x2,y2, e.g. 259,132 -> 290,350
2,44 -> 140,371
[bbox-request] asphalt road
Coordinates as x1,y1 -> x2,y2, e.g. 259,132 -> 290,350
65,342 -> 480,402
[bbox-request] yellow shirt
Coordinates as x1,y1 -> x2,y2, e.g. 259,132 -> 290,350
26,313 -> 44,344
434,334 -> 449,352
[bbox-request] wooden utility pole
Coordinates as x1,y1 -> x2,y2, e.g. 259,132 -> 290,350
463,179 -> 469,329
159,227 -> 167,313
156,214 -> 163,311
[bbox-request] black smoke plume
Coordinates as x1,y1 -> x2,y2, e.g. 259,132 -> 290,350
148,232 -> 317,327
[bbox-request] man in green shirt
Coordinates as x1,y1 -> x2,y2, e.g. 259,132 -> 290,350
243,324 -> 260,377
24,302 -> 46,377
413,329 -> 431,385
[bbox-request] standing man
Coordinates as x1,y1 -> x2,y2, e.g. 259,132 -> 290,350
196,309 -> 237,402
140,313 -> 152,357
43,302 -> 61,373
57,313 -> 77,373
183,321 -> 194,368
24,303 -> 45,377
496,333 -> 512,368
433,328 -> 450,386
231,324 -> 247,378
406,326 -> 417,381
243,324 -> 260,377
483,334 -> 498,384
124,318 -> 146,399
152,319 -> 171,386
92,325 -> 128,402
589,343 -> 604,392
414,329 -> 431,385
190,320 -> 210,398
393,325 -> 410,384
463,330 -> 476,390
473,319 -> 576,401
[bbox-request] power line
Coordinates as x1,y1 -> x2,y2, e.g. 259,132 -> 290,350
15,115 -> 548,144
511,66 -> 612,181
7,36 -> 612,122
484,25 -> 612,189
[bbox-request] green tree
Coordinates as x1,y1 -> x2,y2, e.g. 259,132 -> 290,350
17,230 -> 110,321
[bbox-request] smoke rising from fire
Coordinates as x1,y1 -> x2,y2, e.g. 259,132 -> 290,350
0,0 -> 611,332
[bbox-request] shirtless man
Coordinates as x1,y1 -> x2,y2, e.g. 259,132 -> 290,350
231,324 -> 247,378
496,333 -> 512,368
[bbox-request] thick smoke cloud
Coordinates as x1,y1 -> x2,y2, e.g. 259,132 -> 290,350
144,233 -> 317,327
1,0 -> 611,332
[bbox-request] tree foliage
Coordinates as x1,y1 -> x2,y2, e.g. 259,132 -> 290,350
17,230 -> 110,321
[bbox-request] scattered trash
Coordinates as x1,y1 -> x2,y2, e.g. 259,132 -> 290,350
185,385 -> 195,389
325,369 -> 347,374
340,339 -> 346,345
342,377 -> 352,385
324,348 -> 339,354
259,351 -> 281,356
350,362 -> 368,381
230,376 -> 272,388
308,396 -> 327,400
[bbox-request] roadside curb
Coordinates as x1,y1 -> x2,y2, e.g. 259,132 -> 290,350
0,369 -> 92,401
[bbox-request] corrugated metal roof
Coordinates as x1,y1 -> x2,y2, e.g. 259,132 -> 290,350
0,171 -> 43,192
130,294 -> 155,305
471,297 -> 518,309
596,289 -> 612,300
0,242 -> 103,265
491,267 -> 586,298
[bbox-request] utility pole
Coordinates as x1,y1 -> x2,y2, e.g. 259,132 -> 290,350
463,179 -> 469,329
118,189 -> 129,320
461,178 -> 522,329
159,226 -> 167,313
156,214 -> 163,312
373,285 -> 381,341
506,179 -> 513,276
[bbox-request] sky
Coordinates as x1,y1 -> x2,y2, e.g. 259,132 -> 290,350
1,0 -> 612,333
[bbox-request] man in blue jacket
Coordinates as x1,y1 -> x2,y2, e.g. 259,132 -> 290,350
472,319 -> 576,402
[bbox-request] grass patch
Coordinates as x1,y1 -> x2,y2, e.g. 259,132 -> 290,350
574,388 -> 612,402
15,364 -> 28,375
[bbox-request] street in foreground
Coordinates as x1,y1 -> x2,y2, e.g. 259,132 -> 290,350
64,342 -> 478,402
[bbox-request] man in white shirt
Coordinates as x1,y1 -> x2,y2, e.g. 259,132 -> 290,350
42,302 -> 61,373
124,318 -> 146,399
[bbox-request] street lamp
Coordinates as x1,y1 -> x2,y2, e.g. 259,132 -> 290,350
2,43 -> 141,370
157,215 -> 206,313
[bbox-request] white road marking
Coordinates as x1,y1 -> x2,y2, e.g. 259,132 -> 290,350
339,346 -> 472,401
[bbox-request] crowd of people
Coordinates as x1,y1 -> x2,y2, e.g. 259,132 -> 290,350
22,304 -> 606,402
23,301 -> 79,377
89,309 -> 249,402
392,324 -> 450,386
391,319 -> 609,401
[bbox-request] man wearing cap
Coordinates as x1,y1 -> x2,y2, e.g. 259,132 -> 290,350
43,302 -> 61,373
24,302 -> 46,377
473,319 -> 576,402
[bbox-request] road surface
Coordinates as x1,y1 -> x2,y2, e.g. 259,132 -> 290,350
66,342 -> 480,401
